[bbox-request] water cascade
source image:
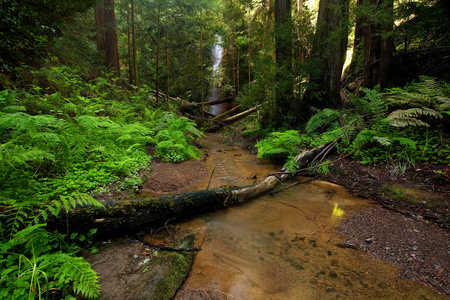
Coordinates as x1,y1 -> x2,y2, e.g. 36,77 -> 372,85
210,36 -> 224,116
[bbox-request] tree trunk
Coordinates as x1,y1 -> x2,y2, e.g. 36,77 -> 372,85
94,3 -> 106,66
303,0 -> 349,117
127,2 -> 133,85
378,0 -> 394,89
132,0 -> 138,87
51,145 -> 328,237
200,28 -> 204,119
104,0 -> 120,74
156,5 -> 161,106
273,0 -> 294,127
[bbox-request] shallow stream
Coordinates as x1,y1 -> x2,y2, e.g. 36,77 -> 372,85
171,135 -> 445,299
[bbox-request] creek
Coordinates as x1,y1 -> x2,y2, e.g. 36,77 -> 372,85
170,134 -> 444,299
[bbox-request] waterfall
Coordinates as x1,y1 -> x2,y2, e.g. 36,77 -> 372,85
210,36 -> 224,116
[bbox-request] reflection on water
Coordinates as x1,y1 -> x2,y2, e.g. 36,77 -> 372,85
173,135 -> 445,299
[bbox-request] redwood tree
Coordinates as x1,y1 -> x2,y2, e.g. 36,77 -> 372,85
273,0 -> 294,127
302,0 -> 349,116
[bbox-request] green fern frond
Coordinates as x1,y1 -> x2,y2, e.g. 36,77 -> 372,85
386,77 -> 450,112
391,137 -> 417,150
352,129 -> 377,150
373,136 -> 392,146
54,255 -> 100,299
305,108 -> 339,133
387,107 -> 442,127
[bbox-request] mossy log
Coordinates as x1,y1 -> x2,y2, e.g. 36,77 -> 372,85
56,144 -> 328,236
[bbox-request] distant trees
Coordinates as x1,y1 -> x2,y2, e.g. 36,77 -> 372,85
0,0 -> 96,71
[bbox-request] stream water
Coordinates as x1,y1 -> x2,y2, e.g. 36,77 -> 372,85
172,135 -> 444,299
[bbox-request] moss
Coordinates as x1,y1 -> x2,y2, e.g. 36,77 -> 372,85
382,184 -> 422,204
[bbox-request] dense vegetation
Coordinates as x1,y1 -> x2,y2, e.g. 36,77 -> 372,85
1,0 -> 449,298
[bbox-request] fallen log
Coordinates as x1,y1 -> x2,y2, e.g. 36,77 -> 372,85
54,144 -> 328,236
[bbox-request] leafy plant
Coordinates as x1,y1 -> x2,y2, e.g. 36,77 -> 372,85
0,225 -> 100,299
255,130 -> 302,164
155,114 -> 202,162
305,108 -> 340,133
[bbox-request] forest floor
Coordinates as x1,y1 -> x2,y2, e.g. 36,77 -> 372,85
85,132 -> 450,298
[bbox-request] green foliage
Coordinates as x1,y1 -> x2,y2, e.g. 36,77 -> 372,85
255,130 -> 301,164
155,114 -> 202,162
0,64 -> 205,298
385,77 -> 450,127
353,86 -> 387,119
301,78 -> 450,167
0,225 -> 100,299
305,108 -> 340,133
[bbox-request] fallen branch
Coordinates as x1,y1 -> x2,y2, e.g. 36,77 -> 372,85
138,237 -> 201,252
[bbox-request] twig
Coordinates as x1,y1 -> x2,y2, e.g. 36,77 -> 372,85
206,167 -> 216,190
138,237 -> 201,252
268,153 -> 352,177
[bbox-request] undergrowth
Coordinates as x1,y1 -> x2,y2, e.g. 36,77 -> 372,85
255,76 -> 450,175
0,63 -> 203,299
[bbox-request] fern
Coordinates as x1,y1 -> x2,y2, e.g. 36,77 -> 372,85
386,76 -> 450,111
387,107 -> 442,127
154,114 -> 202,162
353,86 -> 387,119
256,130 -> 302,163
1,225 -> 100,299
305,108 -> 340,133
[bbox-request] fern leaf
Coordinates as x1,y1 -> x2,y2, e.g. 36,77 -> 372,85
305,109 -> 339,133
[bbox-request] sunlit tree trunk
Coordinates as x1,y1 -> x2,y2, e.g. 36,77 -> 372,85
248,6 -> 251,92
303,0 -> 349,116
104,0 -> 120,74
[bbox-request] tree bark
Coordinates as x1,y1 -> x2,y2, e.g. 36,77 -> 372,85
53,145 -> 327,237
156,5 -> 161,106
94,3 -> 106,65
127,2 -> 133,85
104,0 -> 120,74
273,0 -> 294,128
303,0 -> 349,116
131,0 -> 138,87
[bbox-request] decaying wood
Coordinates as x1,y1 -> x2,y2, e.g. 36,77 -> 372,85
53,144 -> 328,236
212,105 -> 241,122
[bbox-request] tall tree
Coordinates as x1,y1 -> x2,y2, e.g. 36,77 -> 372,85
273,0 -> 293,127
303,0 -> 349,115
104,0 -> 120,74
131,0 -> 138,86
345,0 -> 395,89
